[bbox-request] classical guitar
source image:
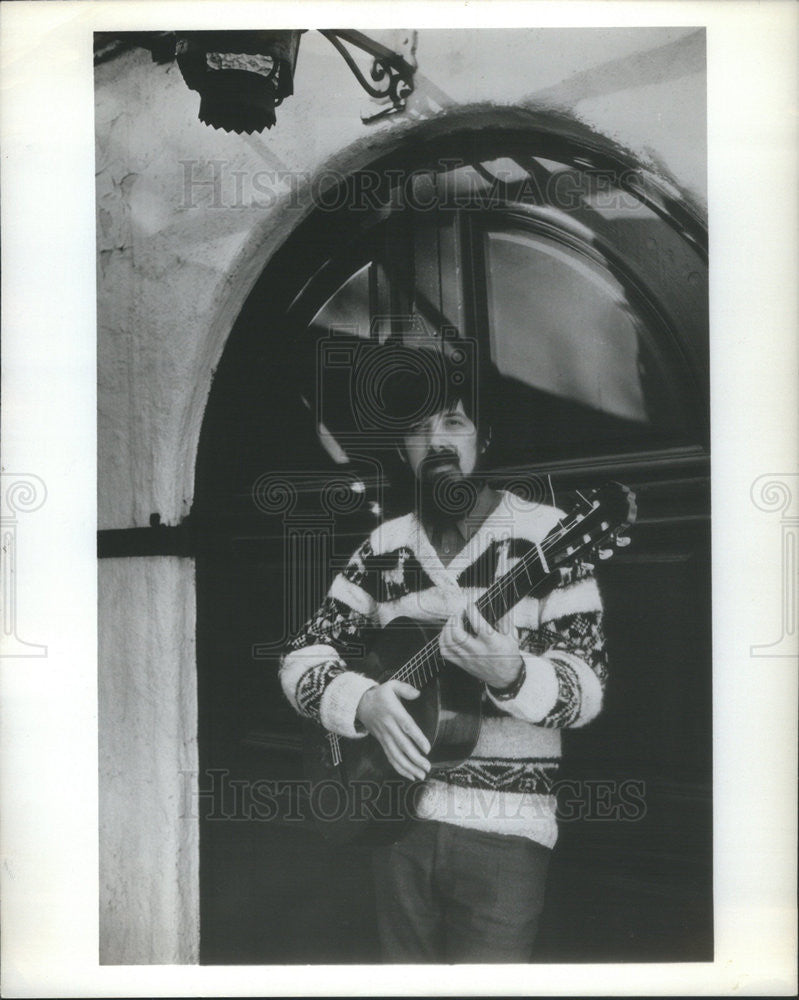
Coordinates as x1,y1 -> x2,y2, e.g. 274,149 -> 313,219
302,482 -> 636,844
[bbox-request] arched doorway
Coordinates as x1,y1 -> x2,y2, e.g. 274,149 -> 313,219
194,118 -> 711,963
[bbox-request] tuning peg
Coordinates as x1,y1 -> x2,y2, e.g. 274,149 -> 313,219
615,535 -> 631,548
598,548 -> 614,560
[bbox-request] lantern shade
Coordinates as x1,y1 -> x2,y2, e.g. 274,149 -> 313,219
175,30 -> 302,133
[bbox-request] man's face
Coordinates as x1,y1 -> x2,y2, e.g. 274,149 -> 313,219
401,400 -> 480,484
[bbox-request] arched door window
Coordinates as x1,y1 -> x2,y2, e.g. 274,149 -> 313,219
290,154 -> 707,472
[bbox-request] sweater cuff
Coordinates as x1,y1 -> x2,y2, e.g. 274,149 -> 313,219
486,653 -> 559,722
318,671 -> 379,739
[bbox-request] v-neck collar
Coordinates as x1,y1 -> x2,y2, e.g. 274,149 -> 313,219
411,489 -> 512,589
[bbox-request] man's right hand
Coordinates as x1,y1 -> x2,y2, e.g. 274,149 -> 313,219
355,681 -> 431,782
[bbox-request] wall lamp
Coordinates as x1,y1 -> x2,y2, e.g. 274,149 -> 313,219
94,29 -> 417,134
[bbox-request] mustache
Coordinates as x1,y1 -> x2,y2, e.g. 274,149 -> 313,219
422,449 -> 461,469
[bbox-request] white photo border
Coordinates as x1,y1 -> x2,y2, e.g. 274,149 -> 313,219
1,1 -> 796,996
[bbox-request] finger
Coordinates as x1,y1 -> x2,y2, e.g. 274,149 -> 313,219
449,614 -> 470,647
386,751 -> 416,782
466,603 -> 494,636
444,617 -> 477,660
375,731 -> 414,780
395,707 -> 431,755
438,620 -> 457,658
461,603 -> 483,638
390,719 -> 430,778
495,613 -> 512,636
388,721 -> 431,773
460,607 -> 478,637
384,732 -> 428,781
390,680 -> 421,701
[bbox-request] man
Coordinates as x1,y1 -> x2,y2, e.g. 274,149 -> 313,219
280,352 -> 607,962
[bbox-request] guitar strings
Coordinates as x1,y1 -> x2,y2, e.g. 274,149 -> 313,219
394,493 -> 626,686
395,520 -> 581,685
394,508 -> 609,684
393,513 -> 587,686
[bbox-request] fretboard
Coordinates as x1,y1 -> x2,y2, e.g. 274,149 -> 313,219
384,483 -> 633,691
390,541 -> 555,690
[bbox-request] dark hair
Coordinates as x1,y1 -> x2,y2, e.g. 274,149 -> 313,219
376,342 -> 495,447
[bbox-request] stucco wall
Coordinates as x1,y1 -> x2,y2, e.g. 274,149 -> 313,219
98,557 -> 197,964
96,26 -> 706,964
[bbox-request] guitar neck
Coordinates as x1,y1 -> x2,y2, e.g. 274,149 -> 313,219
389,543 -> 555,690
385,482 -> 635,691
475,543 -> 557,627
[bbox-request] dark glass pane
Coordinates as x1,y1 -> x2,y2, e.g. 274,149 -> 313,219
486,230 -> 650,422
482,226 -> 696,461
310,261 -> 372,338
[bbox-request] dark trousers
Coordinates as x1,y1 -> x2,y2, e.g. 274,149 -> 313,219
371,819 -> 551,963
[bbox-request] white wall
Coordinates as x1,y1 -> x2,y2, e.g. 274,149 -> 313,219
98,557 -> 197,964
96,27 -> 707,963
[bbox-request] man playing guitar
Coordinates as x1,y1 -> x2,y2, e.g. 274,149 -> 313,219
280,351 -> 608,962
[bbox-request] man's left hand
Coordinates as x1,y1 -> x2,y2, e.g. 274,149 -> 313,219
439,604 -> 524,689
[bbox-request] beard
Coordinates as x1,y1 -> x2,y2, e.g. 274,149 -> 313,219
416,451 -> 480,525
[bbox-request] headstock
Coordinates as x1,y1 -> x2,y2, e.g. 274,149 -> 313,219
543,482 -> 637,572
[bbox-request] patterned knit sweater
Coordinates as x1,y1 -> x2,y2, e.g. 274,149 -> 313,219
280,490 -> 607,848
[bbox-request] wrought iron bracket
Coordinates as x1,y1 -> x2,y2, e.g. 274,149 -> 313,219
319,29 -> 417,123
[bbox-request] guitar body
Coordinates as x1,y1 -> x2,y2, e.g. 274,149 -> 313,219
302,617 -> 483,845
